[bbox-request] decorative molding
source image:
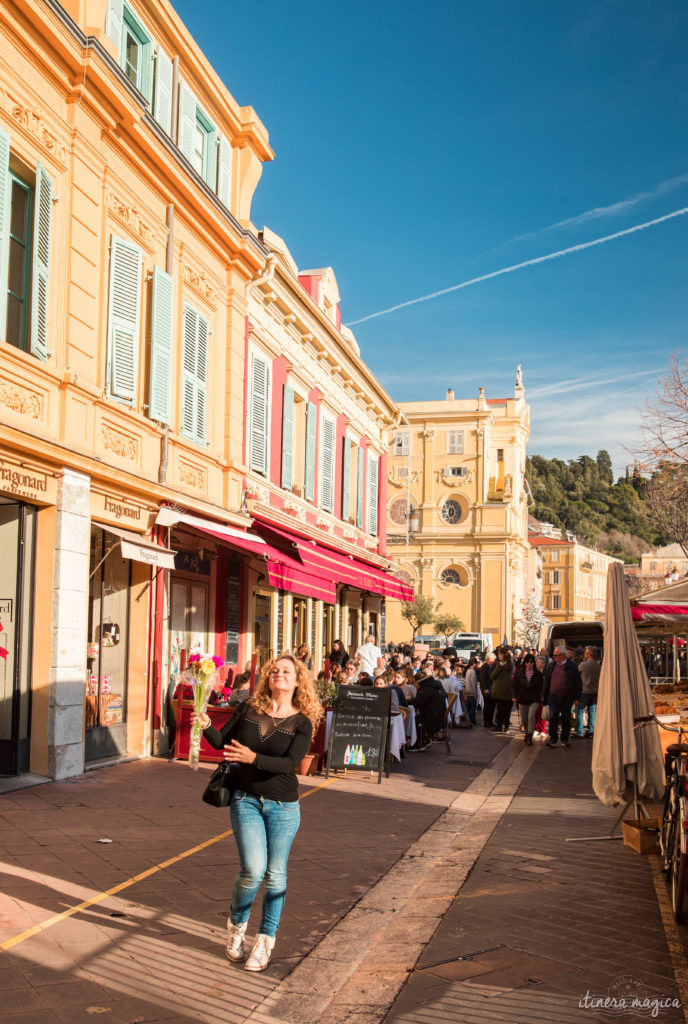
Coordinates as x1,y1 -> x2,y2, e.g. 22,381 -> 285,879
179,463 -> 205,490
0,382 -> 42,419
342,527 -> 357,540
101,425 -> 138,461
107,191 -> 157,247
421,427 -> 435,441
181,261 -> 217,306
1,88 -> 68,166
436,468 -> 474,489
420,558 -> 434,571
316,516 -> 332,531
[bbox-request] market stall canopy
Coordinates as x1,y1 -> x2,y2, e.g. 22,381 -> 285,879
95,523 -> 176,570
155,508 -> 335,602
631,604 -> 688,627
251,517 -> 415,601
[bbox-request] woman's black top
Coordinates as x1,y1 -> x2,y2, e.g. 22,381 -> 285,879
329,647 -> 349,669
202,701 -> 313,802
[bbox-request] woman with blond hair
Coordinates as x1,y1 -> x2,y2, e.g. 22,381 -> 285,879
193,654 -> 322,973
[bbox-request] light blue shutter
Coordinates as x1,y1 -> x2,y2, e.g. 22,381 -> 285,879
341,434 -> 350,521
281,384 -> 294,489
195,312 -> 208,444
367,454 -> 379,536
180,304 -> 197,439
356,448 -> 364,528
108,236 -> 142,403
153,45 -> 174,136
177,80 -> 196,159
204,122 -> 218,189
0,126 -> 11,338
249,352 -> 270,475
30,161 -> 51,361
304,402 -> 317,501
149,266 -> 173,424
105,0 -> 123,48
217,132 -> 232,206
320,415 -> 335,512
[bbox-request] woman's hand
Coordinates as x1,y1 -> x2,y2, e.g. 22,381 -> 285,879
223,739 -> 257,765
191,710 -> 211,730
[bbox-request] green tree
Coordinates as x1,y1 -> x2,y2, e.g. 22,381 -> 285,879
400,594 -> 435,640
432,612 -> 465,642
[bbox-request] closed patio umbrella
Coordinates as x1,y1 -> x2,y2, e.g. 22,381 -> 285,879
592,562 -> 664,810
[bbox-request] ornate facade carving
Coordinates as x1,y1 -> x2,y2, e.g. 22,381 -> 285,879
101,425 -> 137,461
435,468 -> 474,488
421,427 -> 435,441
420,558 -> 434,572
179,463 -> 205,490
0,382 -> 42,419
181,261 -> 217,306
107,191 -> 157,247
387,469 -> 420,489
1,87 -> 68,165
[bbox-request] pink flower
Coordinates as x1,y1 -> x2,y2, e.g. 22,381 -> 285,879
212,655 -> 225,668
188,653 -> 201,664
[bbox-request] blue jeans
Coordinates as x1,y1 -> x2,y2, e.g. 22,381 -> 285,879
575,694 -> 596,736
229,790 -> 301,937
548,694 -> 573,744
465,695 -> 477,726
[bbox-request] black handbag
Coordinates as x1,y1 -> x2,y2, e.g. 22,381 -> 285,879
202,762 -> 236,807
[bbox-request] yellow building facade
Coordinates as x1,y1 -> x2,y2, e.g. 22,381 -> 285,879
529,528 -> 622,623
385,375 -> 531,649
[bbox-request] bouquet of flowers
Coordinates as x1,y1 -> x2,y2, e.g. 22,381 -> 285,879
182,651 -> 225,769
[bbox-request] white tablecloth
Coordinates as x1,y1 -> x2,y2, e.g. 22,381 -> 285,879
404,710 -> 417,747
389,713 -> 407,761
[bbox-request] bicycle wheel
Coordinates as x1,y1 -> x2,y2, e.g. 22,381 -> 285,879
670,813 -> 687,923
660,785 -> 674,872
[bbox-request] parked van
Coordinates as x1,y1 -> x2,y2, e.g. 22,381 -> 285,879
546,621 -> 604,658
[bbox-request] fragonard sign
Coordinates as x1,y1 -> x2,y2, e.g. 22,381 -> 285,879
0,458 -> 54,503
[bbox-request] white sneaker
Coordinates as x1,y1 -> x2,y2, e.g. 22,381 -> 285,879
244,933 -> 275,972
226,920 -> 247,962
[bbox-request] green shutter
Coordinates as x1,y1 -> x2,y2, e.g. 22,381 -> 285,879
204,124 -> 218,189
281,383 -> 294,489
195,311 -> 208,444
180,304 -> 197,439
249,352 -> 270,474
149,266 -> 173,424
320,415 -> 335,512
367,454 -> 379,536
153,45 -> 174,135
0,125 -> 10,339
217,132 -> 232,206
108,235 -> 142,403
304,401 -> 317,502
341,434 -> 350,521
105,0 -> 123,47
356,448 -> 364,528
29,162 -> 51,361
177,79 -> 196,160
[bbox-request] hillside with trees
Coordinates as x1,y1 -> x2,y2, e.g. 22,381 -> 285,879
526,450 -> 667,561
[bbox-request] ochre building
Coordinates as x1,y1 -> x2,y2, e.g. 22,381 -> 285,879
529,525 -> 622,624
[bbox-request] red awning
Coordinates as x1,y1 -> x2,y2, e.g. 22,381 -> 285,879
631,604 -> 688,625
253,519 -> 414,601
155,509 -> 335,603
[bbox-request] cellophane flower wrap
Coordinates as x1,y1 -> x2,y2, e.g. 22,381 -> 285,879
184,652 -> 225,770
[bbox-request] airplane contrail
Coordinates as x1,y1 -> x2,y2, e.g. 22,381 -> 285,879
346,206 -> 688,326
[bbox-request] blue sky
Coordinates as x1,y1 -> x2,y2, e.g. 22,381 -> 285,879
175,0 -> 688,476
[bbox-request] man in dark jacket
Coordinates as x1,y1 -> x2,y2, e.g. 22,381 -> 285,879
542,646 -> 582,748
414,672 -> 446,746
479,653 -> 496,728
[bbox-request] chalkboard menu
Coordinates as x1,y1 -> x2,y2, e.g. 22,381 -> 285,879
326,685 -> 391,784
225,565 -> 240,665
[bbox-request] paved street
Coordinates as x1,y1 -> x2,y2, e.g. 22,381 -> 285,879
1,724 -> 685,1024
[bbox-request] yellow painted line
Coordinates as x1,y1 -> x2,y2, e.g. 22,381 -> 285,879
650,855 -> 688,1023
0,777 -> 336,954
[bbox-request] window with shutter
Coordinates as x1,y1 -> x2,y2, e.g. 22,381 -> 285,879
249,351 -> 270,475
30,162 -> 51,361
105,0 -> 123,47
153,45 -> 174,135
180,303 -> 209,445
0,125 -> 10,335
367,454 -> 379,536
320,414 -> 335,513
447,430 -> 464,454
341,435 -> 350,520
120,5 -> 153,101
107,235 -> 142,404
356,448 -> 364,528
217,133 -> 232,207
304,402 -> 317,501
149,267 -> 173,424
281,383 -> 294,490
177,80 -> 218,187
393,431 -> 410,456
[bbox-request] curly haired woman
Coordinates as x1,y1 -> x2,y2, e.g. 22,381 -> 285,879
193,654 -> 322,972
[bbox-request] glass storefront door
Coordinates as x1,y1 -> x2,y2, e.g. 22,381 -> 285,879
0,499 -> 36,775
291,597 -> 308,652
86,528 -> 131,762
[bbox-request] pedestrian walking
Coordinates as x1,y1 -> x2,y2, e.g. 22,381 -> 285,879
575,645 -> 601,737
543,645 -> 582,748
193,654 -> 323,971
490,647 -> 514,733
464,658 -> 481,726
480,652 -> 496,727
512,653 -> 543,745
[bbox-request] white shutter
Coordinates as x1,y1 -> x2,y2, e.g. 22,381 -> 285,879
281,383 -> 294,489
105,0 -> 123,48
217,132 -> 232,207
153,45 -> 174,136
30,161 -> 51,361
320,414 -> 335,513
177,79 -> 196,159
195,311 -> 208,444
367,454 -> 379,536
181,304 -> 198,439
148,266 -> 173,424
447,430 -> 464,454
0,125 -> 11,338
304,402 -> 317,501
107,235 -> 142,403
204,122 -> 218,189
249,352 -> 270,475
341,434 -> 350,521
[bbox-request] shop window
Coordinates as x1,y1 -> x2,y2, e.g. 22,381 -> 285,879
1,130 -> 52,361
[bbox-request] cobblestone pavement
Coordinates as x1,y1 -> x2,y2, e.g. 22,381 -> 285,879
0,722 -> 685,1024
